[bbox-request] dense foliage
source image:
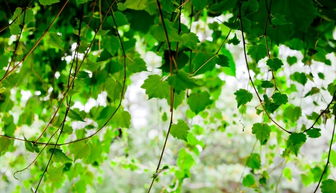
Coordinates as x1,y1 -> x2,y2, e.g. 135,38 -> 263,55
0,0 -> 335,192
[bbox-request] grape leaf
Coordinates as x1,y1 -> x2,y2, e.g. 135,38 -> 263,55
287,56 -> 297,65
170,120 -> 190,141
187,91 -> 212,114
285,133 -> 306,155
180,33 -> 199,49
216,55 -> 229,67
261,80 -> 274,88
246,153 -> 261,169
272,92 -> 288,105
266,58 -> 283,71
290,72 -> 308,85
248,44 -> 267,62
252,123 -> 271,145
242,174 -> 255,187
304,87 -> 320,97
283,105 -> 302,123
167,71 -> 198,92
306,128 -> 321,138
49,148 -> 72,162
321,179 -> 336,193
234,89 -> 253,108
141,75 -> 169,99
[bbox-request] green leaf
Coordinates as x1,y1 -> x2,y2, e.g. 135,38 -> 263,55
290,72 -> 308,85
113,109 -> 131,128
114,11 -> 128,26
246,153 -> 261,169
68,109 -> 86,122
242,174 -> 255,187
266,58 -> 283,71
272,92 -> 288,105
287,56 -> 297,66
252,123 -> 271,145
220,48 -> 236,76
177,148 -> 195,171
318,72 -> 325,80
170,120 -> 190,141
141,75 -> 169,99
216,55 -> 229,67
49,148 -> 72,162
0,138 -> 12,155
263,94 -> 280,113
301,173 -> 314,186
102,35 -> 120,55
150,19 -> 180,42
192,0 -> 208,10
187,91 -> 212,114
283,105 -> 302,123
97,106 -> 115,120
327,83 -> 336,96
9,8 -> 24,35
304,87 -> 320,97
127,57 -> 147,74
25,140 -> 39,153
63,163 -> 72,172
3,114 -> 15,136
168,71 -> 198,92
234,89 -> 253,108
192,52 -> 217,74
306,128 -> 321,138
283,167 -> 292,180
261,80 -> 274,88
48,32 -> 64,50
69,141 -> 90,160
39,0 -> 60,5
248,44 -> 267,62
330,150 -> 336,167
228,34 -> 240,45
285,133 -> 306,155
321,179 -> 336,193
180,33 -> 199,49
126,10 -> 154,33
311,166 -> 323,182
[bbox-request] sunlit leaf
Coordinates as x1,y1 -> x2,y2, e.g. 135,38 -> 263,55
234,89 -> 253,108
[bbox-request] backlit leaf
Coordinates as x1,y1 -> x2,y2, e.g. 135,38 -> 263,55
252,123 -> 271,145
234,89 -> 253,108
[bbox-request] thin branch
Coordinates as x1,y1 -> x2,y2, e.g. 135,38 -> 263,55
156,0 -> 178,71
3,8 -> 26,77
33,99 -> 71,193
174,0 -> 183,55
188,5 -> 193,73
263,0 -> 278,90
147,1 -> 178,192
13,97 -> 71,180
191,25 -> 233,75
304,91 -> 336,133
147,90 -> 175,193
0,0 -> 118,147
0,8 -> 22,33
34,9 -> 84,143
313,114 -> 336,193
13,105 -> 68,179
238,4 -> 292,134
52,4 -> 128,146
35,0 -> 118,145
0,0 -> 70,83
